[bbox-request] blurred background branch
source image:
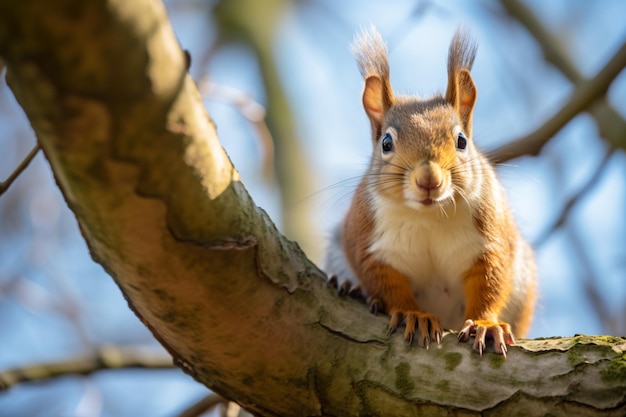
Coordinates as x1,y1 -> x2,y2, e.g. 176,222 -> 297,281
198,78 -> 275,182
0,346 -> 174,391
499,0 -> 626,152
491,40 -> 626,161
532,147 -> 615,248
175,394 -> 228,417
0,143 -> 39,195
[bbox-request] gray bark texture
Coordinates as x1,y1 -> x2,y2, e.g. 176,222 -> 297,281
0,0 -> 624,416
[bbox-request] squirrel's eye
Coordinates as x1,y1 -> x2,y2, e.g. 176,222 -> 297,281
381,133 -> 394,154
457,132 -> 467,150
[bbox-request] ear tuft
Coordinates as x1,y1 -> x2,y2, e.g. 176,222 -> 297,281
445,28 -> 478,133
353,27 -> 394,138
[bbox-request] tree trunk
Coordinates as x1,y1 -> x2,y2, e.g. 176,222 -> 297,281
0,0 -> 624,416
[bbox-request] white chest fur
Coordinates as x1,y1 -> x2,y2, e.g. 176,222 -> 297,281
368,196 -> 484,329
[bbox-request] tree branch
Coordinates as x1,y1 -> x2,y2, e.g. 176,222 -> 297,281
199,78 -> 275,182
491,39 -> 626,162
533,147 -> 614,248
0,346 -> 174,390
0,1 -> 625,416
497,0 -> 626,155
176,393 -> 228,417
0,143 -> 40,195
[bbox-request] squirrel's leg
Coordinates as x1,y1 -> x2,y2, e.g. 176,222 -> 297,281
459,255 -> 514,357
360,260 -> 442,349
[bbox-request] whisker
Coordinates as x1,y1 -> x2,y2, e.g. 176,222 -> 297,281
439,202 -> 450,220
450,192 -> 458,216
376,182 -> 404,195
454,185 -> 472,210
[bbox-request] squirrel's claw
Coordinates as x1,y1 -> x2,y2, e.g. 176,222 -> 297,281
388,310 -> 442,349
387,311 -> 402,335
368,297 -> 383,315
348,285 -> 365,302
473,324 -> 487,357
328,274 -> 338,289
338,280 -> 352,297
459,318 -> 514,357
435,330 -> 442,347
334,279 -> 367,303
495,342 -> 508,359
457,319 -> 474,343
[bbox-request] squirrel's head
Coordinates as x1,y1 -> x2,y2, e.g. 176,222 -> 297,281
353,27 -> 481,212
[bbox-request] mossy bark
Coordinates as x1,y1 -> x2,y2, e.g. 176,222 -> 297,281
0,0 -> 624,416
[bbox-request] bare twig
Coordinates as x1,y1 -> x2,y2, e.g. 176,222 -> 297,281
11,276 -> 94,347
198,78 -> 275,182
499,0 -> 582,82
491,39 -> 626,162
498,0 -> 626,153
568,227 -> 619,335
533,147 -> 615,248
0,346 -> 175,390
175,393 -> 227,417
0,143 -> 40,196
224,402 -> 251,417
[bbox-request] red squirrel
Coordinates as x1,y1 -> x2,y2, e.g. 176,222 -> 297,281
325,28 -> 537,356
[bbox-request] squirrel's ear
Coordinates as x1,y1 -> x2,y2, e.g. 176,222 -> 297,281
363,75 -> 393,137
446,68 -> 476,133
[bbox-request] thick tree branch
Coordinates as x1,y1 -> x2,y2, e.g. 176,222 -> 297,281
0,1 -> 625,416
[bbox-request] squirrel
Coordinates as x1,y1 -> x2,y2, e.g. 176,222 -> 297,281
324,27 -> 537,356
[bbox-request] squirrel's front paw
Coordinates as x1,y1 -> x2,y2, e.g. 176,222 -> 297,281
458,319 -> 515,357
388,310 -> 442,350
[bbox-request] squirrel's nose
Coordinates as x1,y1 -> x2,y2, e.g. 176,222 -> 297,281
416,161 -> 443,191
417,179 -> 442,191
